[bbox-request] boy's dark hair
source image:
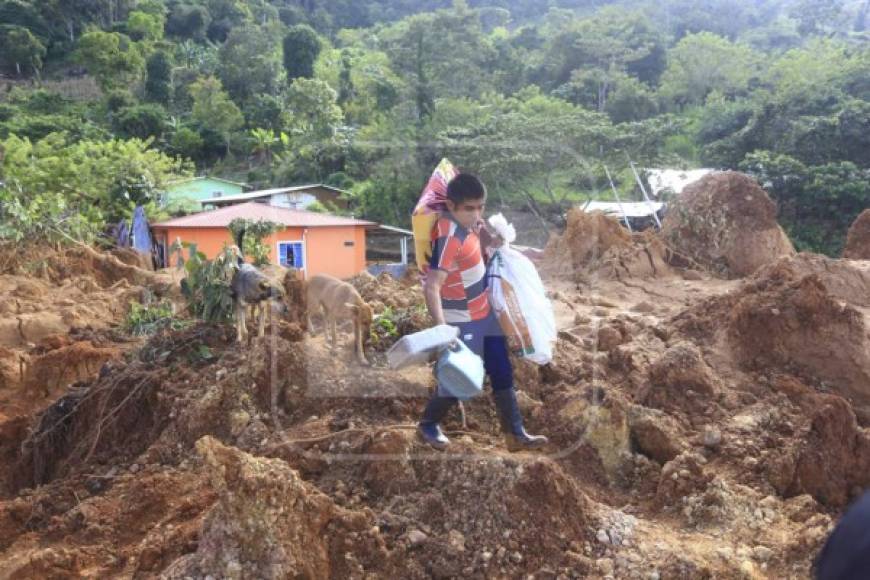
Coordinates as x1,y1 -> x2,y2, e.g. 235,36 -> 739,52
446,173 -> 487,204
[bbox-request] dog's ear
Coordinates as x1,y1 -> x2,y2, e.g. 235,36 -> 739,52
345,302 -> 359,314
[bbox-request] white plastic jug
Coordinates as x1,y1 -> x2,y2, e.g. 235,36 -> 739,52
386,324 -> 460,370
435,340 -> 485,400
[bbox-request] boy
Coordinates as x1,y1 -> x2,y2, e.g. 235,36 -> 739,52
418,173 -> 548,452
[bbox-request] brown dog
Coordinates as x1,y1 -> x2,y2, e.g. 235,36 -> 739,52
306,273 -> 373,365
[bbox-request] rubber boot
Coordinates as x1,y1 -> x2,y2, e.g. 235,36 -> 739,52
418,395 -> 458,450
492,388 -> 548,452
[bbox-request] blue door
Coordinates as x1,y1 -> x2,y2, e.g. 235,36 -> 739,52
278,242 -> 304,268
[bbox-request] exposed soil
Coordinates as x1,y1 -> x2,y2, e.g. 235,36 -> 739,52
843,209 -> 870,260
661,171 -> 795,278
1,218 -> 865,579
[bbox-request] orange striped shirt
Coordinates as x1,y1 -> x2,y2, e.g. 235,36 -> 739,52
429,214 -> 490,323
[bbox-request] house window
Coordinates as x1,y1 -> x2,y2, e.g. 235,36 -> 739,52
344,241 -> 354,247
278,241 -> 304,269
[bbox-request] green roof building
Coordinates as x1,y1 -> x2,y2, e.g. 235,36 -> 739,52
160,176 -> 248,209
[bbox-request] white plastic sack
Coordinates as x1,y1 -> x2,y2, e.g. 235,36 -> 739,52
487,215 -> 556,365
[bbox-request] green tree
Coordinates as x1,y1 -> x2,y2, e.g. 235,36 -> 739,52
337,49 -> 355,109
741,151 -> 870,255
166,3 -> 211,40
189,75 -> 243,154
228,218 -> 279,266
206,0 -> 251,42
114,103 -> 167,140
541,8 -> 666,102
126,9 -> 164,42
0,1 -> 51,42
0,25 -> 46,77
144,51 -> 172,105
273,78 -> 345,181
218,23 -> 282,103
380,3 -> 496,123
659,32 -> 759,107
168,125 -> 205,162
0,133 -> 192,242
74,30 -> 144,91
282,24 -> 322,81
248,127 -> 278,165
285,77 -> 343,138
789,0 -> 846,36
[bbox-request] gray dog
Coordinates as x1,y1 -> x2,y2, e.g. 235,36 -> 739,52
231,263 -> 285,343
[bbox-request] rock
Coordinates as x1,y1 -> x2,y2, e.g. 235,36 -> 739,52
631,301 -> 655,313
702,427 -> 722,449
682,269 -> 704,281
656,452 -> 711,507
574,313 -> 591,325
447,530 -> 466,552
629,406 -> 683,464
739,560 -> 757,578
752,546 -> 773,562
644,342 -> 718,413
510,551 -> 523,564
597,325 -> 625,352
408,530 -> 428,546
596,558 -> 614,575
596,529 -> 610,544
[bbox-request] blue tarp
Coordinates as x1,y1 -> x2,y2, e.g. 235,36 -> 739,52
132,206 -> 152,255
115,219 -> 131,247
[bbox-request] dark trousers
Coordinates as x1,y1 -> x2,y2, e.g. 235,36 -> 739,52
452,311 -> 513,392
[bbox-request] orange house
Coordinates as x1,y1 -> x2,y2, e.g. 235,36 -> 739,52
151,202 -> 377,279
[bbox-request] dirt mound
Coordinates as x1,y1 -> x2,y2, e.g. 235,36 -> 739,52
662,171 -> 794,278
110,247 -> 154,271
843,209 -> 870,259
162,436 -> 392,579
22,340 -> 120,400
728,272 -> 870,421
768,395 -> 870,508
641,341 -> 721,417
543,209 -> 673,280
349,270 -> 423,311
281,268 -> 307,326
5,235 -> 865,578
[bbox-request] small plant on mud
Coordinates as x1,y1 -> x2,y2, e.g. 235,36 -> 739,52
124,299 -> 189,336
368,304 -> 430,350
370,306 -> 399,346
228,218 -> 280,267
180,244 -> 239,323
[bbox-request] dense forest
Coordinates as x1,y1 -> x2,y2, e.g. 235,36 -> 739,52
0,0 -> 868,254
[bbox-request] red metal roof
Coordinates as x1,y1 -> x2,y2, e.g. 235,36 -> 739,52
152,201 -> 377,229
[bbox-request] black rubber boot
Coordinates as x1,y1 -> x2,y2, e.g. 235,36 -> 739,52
418,395 -> 458,450
492,388 -> 548,452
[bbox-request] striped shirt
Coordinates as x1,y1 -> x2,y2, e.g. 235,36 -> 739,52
429,214 -> 491,323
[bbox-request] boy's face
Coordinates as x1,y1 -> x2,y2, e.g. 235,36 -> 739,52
446,196 -> 486,230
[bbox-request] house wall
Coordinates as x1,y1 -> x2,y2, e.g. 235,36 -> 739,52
165,179 -> 245,203
154,225 -> 368,279
304,226 -> 367,279
271,192 -> 318,210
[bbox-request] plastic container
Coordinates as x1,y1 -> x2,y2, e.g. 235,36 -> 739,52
386,324 -> 460,370
435,340 -> 485,400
